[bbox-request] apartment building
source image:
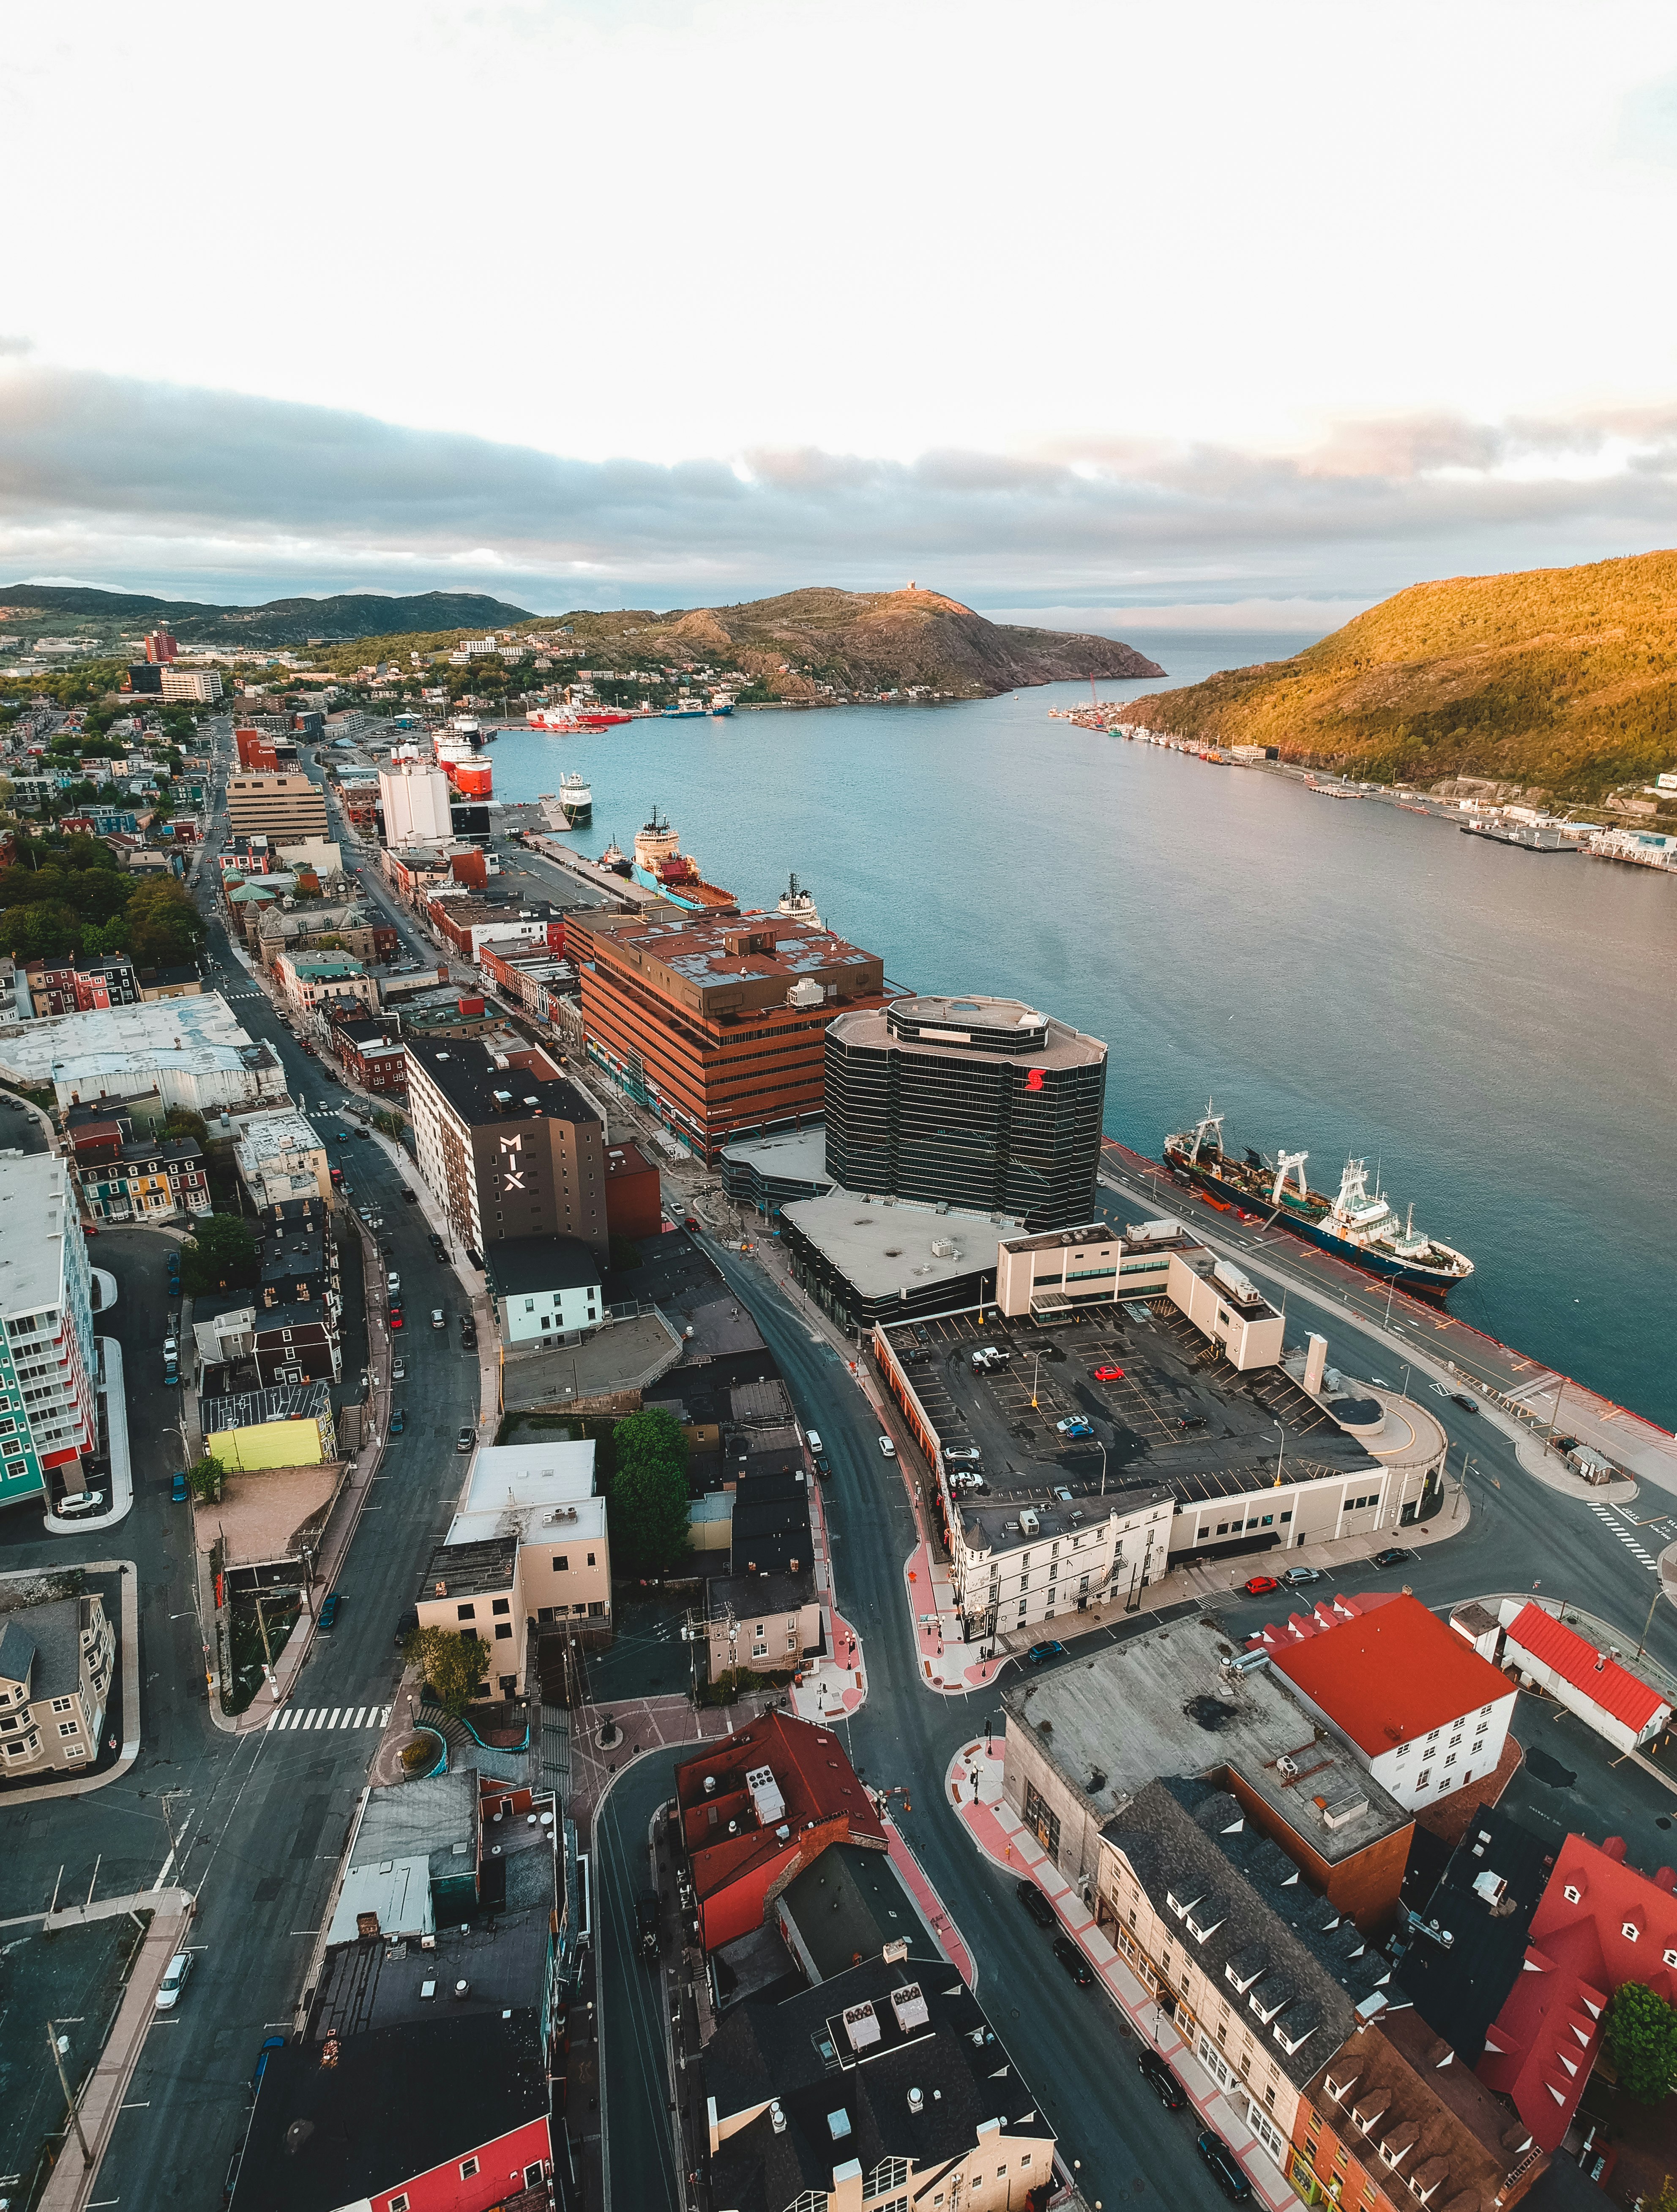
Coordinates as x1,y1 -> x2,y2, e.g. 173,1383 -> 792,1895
23,951 -> 141,1017
0,1156 -> 99,1512
404,1034 -> 609,1264
568,905 -> 889,1159
74,1130 -> 210,1223
225,1106 -> 333,1209
225,772 -> 328,842
0,1591 -> 116,1776
328,1014 -> 408,1096
273,952 -> 379,1024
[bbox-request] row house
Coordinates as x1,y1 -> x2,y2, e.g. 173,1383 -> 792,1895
424,892 -> 565,964
0,1592 -> 116,1777
1095,1776 -> 1393,2173
476,941 -> 578,1024
253,1300 -> 341,1386
256,1199 -> 341,1336
76,1134 -> 210,1223
24,951 -> 141,1016
273,952 -> 380,1024
328,1014 -> 408,1096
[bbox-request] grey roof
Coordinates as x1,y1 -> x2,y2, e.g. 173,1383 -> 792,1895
0,1597 -> 86,1700
484,1233 -> 601,1298
778,1843 -> 923,1984
252,1301 -> 332,1336
706,1950 -> 1051,2212
1104,1777 -> 1393,2089
350,1765 -> 478,1883
1003,1612 -> 1411,1867
309,1906 -> 552,2045
706,1568 -> 815,1621
406,1034 -> 599,1133
419,1535 -> 518,1600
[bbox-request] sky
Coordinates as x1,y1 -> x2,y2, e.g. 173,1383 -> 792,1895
5,0 -> 1677,628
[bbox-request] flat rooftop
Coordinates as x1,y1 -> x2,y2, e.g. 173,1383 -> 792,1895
1003,1612 -> 1412,1866
405,1033 -> 598,1129
576,906 -> 883,988
719,1124 -> 833,1186
0,990 -> 281,1088
448,1436 -> 602,1545
871,992 -> 1108,1070
781,1193 -> 1016,1301
0,1155 -> 75,1318
880,1298 -> 1379,1511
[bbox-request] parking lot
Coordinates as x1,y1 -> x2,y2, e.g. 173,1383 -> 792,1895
883,1298 -> 1377,1525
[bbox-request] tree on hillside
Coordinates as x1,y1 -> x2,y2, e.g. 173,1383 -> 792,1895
180,1213 -> 258,1295
401,1625 -> 487,1716
1605,1981 -> 1677,2103
608,1407 -> 691,1577
1,901 -> 79,961
126,875 -> 205,967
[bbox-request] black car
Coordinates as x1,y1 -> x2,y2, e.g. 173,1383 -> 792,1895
1196,2133 -> 1252,2202
1372,1546 -> 1413,1568
1016,1879 -> 1055,1930
636,1888 -> 661,1960
403,1187 -> 417,1204
1137,2047 -> 1186,2110
393,1605 -> 418,1650
1452,1391 -> 1480,1415
1052,1935 -> 1094,1987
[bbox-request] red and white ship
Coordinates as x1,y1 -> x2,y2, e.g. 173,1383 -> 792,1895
527,702 -> 634,733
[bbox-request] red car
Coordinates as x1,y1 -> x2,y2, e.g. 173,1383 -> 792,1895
1243,1574 -> 1280,1596
1093,1364 -> 1125,1382
388,1306 -> 404,1331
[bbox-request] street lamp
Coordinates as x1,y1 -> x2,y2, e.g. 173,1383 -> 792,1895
1098,1441 -> 1108,1497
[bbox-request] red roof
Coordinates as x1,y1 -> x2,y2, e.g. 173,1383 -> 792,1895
1503,1602 -> 1669,1735
1267,1591 -> 1513,1754
1480,1833 -> 1677,2149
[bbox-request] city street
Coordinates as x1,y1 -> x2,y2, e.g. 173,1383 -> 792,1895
0,720 -> 486,2210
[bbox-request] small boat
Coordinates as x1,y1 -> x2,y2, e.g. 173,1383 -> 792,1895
710,694 -> 735,717
598,838 -> 632,878
662,696 -> 707,719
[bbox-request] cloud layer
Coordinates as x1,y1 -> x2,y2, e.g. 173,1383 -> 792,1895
3,357 -> 1676,621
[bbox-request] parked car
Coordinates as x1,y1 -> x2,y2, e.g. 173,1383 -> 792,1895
1282,1566 -> 1323,1587
156,1952 -> 194,2010
1196,2133 -> 1252,2203
431,1308 -> 445,1328
1372,1546 -> 1413,1568
913,1324 -> 931,1345
1138,2047 -> 1187,2110
636,1889 -> 662,1961
1242,1574 -> 1281,1596
388,1306 -> 404,1331
387,1271 -> 401,1296
58,1489 -> 105,1516
1052,1935 -> 1094,1987
682,1215 -> 700,1231
318,1593 -> 340,1629
1093,1364 -> 1125,1382
1016,1879 -> 1055,1929
389,1410 -> 405,1435
393,1605 -> 418,1650
943,1446 -> 982,1464
949,1471 -> 986,1493
460,1324 -> 477,1349
355,1127 -> 370,1140
1055,1417 -> 1093,1438
391,1359 -> 405,1380
1026,1640 -> 1065,1666
877,1435 -> 896,1458
814,1459 -> 832,1482
806,1430 -> 823,1455
1452,1392 -> 1480,1414
171,1470 -> 188,1503
457,1426 -> 474,1453
402,1188 -> 417,1205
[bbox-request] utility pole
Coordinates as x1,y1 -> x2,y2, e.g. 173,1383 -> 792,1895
254,1590 -> 279,1699
46,2022 -> 93,2168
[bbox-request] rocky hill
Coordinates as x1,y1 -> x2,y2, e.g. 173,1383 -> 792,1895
0,585 -> 534,647
1111,551 -> 1677,801
552,586 -> 1162,699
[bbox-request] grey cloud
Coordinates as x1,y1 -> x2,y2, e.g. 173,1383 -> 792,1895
1,357 -> 1675,609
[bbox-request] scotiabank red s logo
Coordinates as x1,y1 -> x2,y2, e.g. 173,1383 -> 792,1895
1024,1069 -> 1044,1093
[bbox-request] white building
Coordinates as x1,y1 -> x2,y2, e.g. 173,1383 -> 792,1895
377,760 -> 453,848
0,993 -> 287,1116
222,1105 -> 333,1209
0,1156 -> 98,1512
161,667 -> 223,702
1253,1590 -> 1517,1814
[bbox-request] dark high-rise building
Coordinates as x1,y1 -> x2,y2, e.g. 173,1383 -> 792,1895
823,993 -> 1106,1229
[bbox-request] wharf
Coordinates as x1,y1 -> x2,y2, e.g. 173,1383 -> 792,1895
1098,1135 -> 1677,1499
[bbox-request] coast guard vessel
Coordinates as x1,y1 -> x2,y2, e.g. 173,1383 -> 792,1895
1163,1101 -> 1474,1300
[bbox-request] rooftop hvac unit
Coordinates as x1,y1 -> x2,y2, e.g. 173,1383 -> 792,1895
842,2001 -> 881,2051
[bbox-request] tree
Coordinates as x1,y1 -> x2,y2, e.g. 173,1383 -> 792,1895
187,1454 -> 226,1503
608,1407 -> 691,1576
1604,1980 -> 1677,2103
166,1106 -> 210,1146
1,901 -> 79,960
180,1212 -> 258,1295
401,1625 -> 487,1716
126,874 -> 204,967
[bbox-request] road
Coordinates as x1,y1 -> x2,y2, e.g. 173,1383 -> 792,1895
0,717 -> 486,2210
593,1203 -> 1677,2212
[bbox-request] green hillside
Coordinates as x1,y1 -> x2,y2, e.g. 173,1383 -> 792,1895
1116,551 -> 1677,800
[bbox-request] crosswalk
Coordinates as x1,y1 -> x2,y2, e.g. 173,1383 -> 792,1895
266,1703 -> 393,1732
1589,1502 -> 1665,1571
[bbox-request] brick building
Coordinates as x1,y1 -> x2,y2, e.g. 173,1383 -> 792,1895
603,1137 -> 661,1240
404,1034 -> 608,1264
568,906 -> 889,1159
330,1014 -> 408,1096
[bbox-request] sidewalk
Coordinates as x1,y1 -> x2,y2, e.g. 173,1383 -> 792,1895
789,1467 -> 868,1723
945,1737 -> 1296,2212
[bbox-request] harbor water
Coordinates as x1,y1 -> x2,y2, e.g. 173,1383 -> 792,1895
489,633 -> 1677,1430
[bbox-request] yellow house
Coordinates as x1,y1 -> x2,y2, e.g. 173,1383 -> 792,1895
199,1380 -> 336,1470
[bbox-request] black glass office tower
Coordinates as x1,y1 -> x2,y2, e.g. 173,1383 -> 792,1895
824,994 -> 1106,1230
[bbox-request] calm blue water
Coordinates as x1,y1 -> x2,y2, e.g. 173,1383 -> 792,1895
487,632 -> 1677,1429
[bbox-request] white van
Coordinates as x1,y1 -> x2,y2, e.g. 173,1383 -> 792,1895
806,1430 -> 823,1456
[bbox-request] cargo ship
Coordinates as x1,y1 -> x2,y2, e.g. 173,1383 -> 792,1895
1163,1101 -> 1474,1300
527,696 -> 634,732
652,851 -> 739,914
633,807 -> 681,875
662,695 -> 707,718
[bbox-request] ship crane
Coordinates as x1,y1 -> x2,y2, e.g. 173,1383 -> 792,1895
1270,1150 -> 1308,1206
1186,1099 -> 1226,1165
